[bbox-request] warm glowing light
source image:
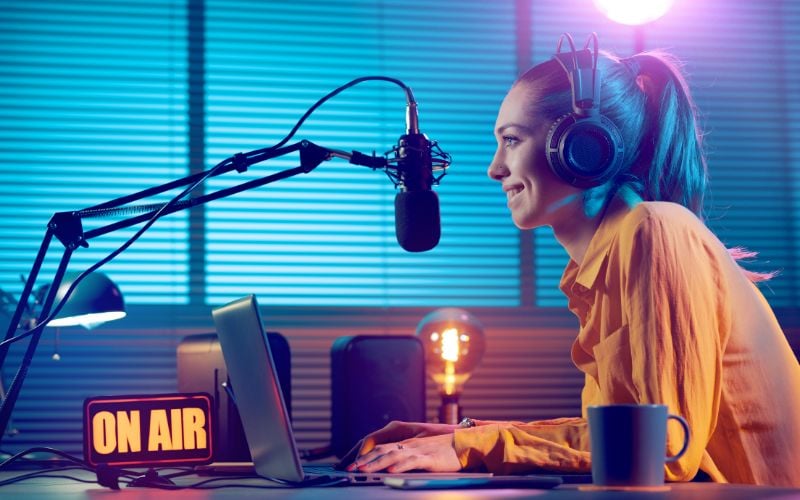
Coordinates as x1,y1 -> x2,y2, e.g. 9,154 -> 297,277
417,308 -> 486,397
593,0 -> 674,25
444,361 -> 456,395
84,393 -> 213,467
417,308 -> 486,423
441,328 -> 460,362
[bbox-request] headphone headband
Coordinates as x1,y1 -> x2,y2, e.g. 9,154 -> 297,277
545,32 -> 624,188
553,49 -> 599,117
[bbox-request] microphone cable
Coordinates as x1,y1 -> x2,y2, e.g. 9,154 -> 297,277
0,76 -> 417,348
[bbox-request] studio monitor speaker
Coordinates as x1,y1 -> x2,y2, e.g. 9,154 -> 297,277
330,335 -> 426,458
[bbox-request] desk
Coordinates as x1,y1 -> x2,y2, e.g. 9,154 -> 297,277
1,470 -> 799,499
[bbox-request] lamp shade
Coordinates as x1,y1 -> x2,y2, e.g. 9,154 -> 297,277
48,272 -> 126,329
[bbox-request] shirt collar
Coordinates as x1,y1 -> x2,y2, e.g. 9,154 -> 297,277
561,198 -> 636,293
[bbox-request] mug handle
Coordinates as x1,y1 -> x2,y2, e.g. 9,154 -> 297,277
665,414 -> 691,463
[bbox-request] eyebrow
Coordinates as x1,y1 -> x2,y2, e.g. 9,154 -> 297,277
495,122 -> 536,136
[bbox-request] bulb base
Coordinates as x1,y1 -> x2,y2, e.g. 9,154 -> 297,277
438,395 -> 462,425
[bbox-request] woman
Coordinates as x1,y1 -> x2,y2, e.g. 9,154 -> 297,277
343,34 -> 800,486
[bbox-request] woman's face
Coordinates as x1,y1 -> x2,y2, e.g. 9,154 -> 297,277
487,83 -> 582,230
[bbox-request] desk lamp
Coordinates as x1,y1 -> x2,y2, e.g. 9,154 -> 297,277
0,271 -> 124,437
416,308 -> 485,424
0,75 -> 450,446
47,272 -> 126,330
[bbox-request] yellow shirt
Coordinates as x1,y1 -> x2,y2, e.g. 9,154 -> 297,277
453,201 -> 800,486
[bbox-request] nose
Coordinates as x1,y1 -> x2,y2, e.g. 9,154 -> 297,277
487,150 -> 507,181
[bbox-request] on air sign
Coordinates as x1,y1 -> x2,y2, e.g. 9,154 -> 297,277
83,393 -> 213,467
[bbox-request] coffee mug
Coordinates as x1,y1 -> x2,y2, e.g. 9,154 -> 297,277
587,404 -> 690,487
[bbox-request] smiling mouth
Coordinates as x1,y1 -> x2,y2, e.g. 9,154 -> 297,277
506,187 -> 523,202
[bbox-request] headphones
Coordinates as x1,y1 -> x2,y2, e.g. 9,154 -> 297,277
545,33 -> 624,188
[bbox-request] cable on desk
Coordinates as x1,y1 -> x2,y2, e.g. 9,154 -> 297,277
119,474 -> 350,489
0,465 -> 94,487
0,446 -> 100,472
0,446 -> 348,489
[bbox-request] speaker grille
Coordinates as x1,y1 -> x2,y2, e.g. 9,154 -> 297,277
330,336 -> 425,457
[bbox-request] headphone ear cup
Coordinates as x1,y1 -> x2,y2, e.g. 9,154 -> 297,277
546,113 -> 625,188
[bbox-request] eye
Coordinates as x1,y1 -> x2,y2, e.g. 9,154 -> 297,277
502,135 -> 520,148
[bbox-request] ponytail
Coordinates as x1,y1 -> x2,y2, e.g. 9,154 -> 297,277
624,52 -> 707,218
627,52 -> 775,282
514,47 -> 775,282
516,51 -> 709,217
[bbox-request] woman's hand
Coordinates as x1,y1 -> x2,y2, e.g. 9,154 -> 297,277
346,433 -> 462,473
337,421 -> 458,470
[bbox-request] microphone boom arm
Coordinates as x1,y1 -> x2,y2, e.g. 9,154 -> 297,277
1,73 -> 453,442
0,138 -> 368,442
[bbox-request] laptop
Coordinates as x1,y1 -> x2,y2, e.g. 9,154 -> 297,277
210,295 -> 501,485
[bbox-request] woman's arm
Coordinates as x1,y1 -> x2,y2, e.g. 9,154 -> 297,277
454,417 -> 591,474
352,210 -> 727,478
454,210 -> 727,479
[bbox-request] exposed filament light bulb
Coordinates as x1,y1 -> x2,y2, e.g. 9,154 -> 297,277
417,308 -> 485,424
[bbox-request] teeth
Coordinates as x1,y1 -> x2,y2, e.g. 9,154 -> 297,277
506,187 -> 522,200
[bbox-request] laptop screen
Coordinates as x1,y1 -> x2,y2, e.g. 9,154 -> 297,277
212,294 -> 305,482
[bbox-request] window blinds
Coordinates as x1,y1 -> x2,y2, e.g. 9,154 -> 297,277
1,1 -> 796,311
1,0 -> 797,458
0,0 -> 190,305
203,0 -> 520,307
529,0 -> 799,307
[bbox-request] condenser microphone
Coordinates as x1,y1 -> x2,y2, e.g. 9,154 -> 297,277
342,87 -> 448,252
392,101 -> 441,253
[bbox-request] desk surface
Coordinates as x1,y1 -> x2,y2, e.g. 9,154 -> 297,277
1,470 -> 800,499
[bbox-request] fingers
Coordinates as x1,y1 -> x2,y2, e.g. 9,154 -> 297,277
340,421 -> 435,471
337,423 -> 401,469
345,434 -> 460,473
335,438 -> 365,470
346,442 -> 405,472
383,454 -> 422,473
363,420 -> 409,445
359,435 -> 378,455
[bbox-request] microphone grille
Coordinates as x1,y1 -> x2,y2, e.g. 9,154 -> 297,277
394,191 -> 441,252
